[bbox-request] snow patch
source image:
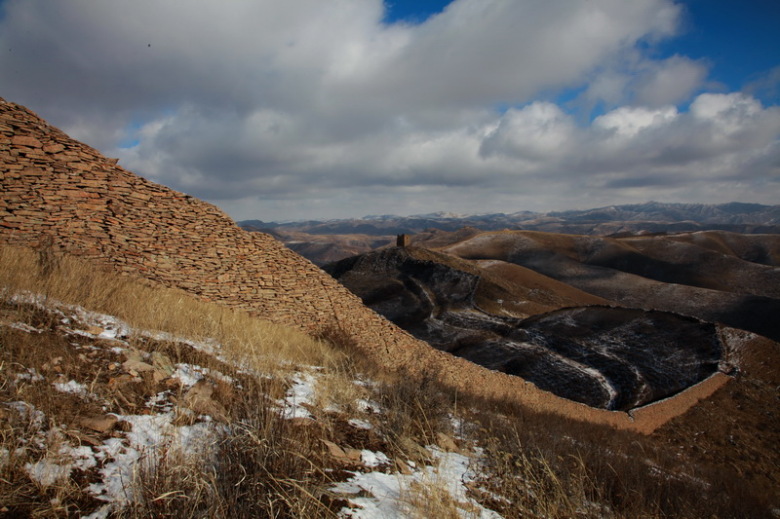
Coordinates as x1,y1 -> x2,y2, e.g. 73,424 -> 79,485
25,458 -> 72,487
23,440 -> 98,488
89,413 -> 222,505
356,398 -> 382,414
278,371 -> 318,419
8,321 -> 43,333
15,367 -> 45,382
332,447 -> 503,519
348,418 -> 373,430
5,401 -> 46,429
53,379 -> 92,398
360,450 -> 390,468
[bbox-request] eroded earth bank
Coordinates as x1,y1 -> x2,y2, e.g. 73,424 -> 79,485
326,246 -> 739,412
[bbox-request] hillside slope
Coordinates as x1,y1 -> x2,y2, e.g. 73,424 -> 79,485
325,247 -> 735,411
3,245 -> 776,517
442,230 -> 780,341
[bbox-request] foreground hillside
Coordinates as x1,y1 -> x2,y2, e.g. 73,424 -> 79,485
2,244 -> 779,517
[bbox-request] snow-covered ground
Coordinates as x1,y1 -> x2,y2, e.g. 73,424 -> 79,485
1,292 -> 506,518
332,446 -> 502,518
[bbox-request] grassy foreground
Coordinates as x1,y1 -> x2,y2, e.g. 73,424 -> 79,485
0,243 -> 768,518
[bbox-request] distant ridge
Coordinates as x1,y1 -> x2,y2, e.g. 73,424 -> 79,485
241,201 -> 780,236
547,201 -> 780,224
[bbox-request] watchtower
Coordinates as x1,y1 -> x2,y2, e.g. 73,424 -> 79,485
396,234 -> 411,247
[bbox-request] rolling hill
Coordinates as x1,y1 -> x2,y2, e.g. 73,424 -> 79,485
441,230 -> 780,341
241,203 -> 780,265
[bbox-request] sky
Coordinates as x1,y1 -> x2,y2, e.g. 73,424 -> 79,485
0,0 -> 778,221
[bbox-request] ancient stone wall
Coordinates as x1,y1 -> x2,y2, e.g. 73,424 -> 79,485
0,97 -> 729,433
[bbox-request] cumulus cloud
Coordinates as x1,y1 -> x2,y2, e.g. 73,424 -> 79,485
579,54 -> 708,111
480,103 -> 576,161
593,105 -> 679,138
0,0 -> 777,220
632,55 -> 709,106
482,93 -> 780,193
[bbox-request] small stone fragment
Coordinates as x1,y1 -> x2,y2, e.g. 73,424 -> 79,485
79,414 -> 118,433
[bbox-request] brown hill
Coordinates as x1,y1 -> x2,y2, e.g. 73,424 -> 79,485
664,230 -> 780,266
442,230 -> 780,341
323,235 -> 779,502
273,230 -> 395,266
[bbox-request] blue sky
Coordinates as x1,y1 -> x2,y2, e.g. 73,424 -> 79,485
656,0 -> 779,101
384,0 -> 450,24
0,0 -> 778,221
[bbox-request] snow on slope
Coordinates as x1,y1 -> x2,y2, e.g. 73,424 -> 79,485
0,291 -> 505,518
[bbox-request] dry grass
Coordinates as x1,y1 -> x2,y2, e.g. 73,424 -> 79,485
0,243 -> 345,517
0,304 -> 338,517
403,478 -> 476,519
464,397 -> 774,519
0,243 -> 341,373
117,390 -> 337,518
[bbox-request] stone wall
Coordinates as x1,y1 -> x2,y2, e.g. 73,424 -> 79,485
0,97 -> 730,433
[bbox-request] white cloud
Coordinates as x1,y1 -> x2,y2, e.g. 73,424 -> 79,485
579,53 -> 708,110
633,55 -> 709,106
342,0 -> 682,111
0,0 -> 777,220
690,92 -> 761,120
471,92 -> 779,201
593,106 -> 678,139
480,103 -> 576,160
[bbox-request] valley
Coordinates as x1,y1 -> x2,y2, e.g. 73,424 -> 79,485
325,246 -> 730,411
249,207 -> 780,416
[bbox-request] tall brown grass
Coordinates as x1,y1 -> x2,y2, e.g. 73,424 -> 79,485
0,243 -> 341,372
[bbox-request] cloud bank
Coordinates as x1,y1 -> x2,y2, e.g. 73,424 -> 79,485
0,0 -> 777,220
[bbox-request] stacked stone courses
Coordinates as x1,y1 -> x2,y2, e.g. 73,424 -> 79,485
1,98 -> 343,323
1,97 -> 734,433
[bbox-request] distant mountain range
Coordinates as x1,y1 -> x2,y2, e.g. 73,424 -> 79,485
240,202 -> 780,266
240,202 -> 780,237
